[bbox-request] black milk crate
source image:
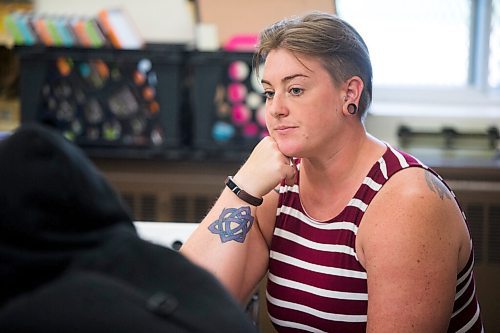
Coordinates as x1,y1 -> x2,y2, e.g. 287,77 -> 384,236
17,45 -> 188,159
188,51 -> 267,161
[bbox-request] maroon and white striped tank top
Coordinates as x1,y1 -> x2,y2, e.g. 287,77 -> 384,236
266,145 -> 483,332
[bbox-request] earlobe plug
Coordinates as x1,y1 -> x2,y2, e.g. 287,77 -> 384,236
347,103 -> 358,115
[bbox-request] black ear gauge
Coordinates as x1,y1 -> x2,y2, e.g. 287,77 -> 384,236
347,103 -> 358,115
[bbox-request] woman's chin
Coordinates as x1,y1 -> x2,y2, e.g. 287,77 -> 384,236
276,142 -> 301,158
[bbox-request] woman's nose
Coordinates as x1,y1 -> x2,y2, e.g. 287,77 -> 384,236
267,94 -> 288,118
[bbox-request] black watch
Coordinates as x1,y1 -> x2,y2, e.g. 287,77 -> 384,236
225,176 -> 263,206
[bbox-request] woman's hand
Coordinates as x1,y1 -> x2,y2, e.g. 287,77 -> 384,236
233,136 -> 297,199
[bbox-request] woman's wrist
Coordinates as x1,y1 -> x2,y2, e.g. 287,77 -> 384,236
225,176 -> 263,206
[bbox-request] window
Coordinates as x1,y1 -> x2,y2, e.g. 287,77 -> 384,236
336,0 -> 500,110
490,0 -> 500,88
337,0 -> 470,87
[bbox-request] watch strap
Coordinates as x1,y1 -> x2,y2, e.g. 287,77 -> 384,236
225,176 -> 263,206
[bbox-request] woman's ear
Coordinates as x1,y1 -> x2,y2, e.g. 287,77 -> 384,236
342,76 -> 364,116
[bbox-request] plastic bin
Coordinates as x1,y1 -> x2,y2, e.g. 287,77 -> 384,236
188,51 -> 267,161
17,45 -> 187,159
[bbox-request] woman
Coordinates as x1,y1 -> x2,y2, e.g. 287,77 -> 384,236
181,12 -> 483,332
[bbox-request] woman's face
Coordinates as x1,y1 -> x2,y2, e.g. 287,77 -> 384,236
261,48 -> 344,158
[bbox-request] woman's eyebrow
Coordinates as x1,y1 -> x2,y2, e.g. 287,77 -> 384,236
261,73 -> 309,86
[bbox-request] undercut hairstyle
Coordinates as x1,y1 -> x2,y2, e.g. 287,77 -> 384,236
254,11 -> 373,120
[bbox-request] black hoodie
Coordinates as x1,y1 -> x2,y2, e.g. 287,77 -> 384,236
0,124 -> 257,333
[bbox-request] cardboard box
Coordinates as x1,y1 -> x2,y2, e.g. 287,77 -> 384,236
197,0 -> 335,47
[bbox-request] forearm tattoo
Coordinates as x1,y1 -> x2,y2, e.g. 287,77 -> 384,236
424,171 -> 451,200
208,206 -> 254,243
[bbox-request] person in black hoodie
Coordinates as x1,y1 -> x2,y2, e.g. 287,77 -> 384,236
0,123 -> 257,333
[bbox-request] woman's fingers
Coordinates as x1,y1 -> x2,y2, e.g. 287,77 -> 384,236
284,158 -> 298,186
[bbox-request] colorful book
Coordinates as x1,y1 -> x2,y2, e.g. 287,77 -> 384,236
53,16 -> 77,47
3,13 -> 24,44
45,16 -> 64,46
85,18 -> 106,48
70,16 -> 92,47
32,14 -> 54,46
12,12 -> 38,45
97,8 -> 144,49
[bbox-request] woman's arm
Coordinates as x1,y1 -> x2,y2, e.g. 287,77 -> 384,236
180,137 -> 296,302
357,168 -> 471,332
180,188 -> 273,302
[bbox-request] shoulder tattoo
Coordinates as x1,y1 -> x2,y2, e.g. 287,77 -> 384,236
424,171 -> 451,200
208,206 -> 254,243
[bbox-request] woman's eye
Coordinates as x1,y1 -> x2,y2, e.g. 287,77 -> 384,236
263,91 -> 275,99
290,87 -> 303,96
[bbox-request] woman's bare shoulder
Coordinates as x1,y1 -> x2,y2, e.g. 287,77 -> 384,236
357,166 -> 468,266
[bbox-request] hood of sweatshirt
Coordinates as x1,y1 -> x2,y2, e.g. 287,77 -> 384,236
0,124 -> 135,306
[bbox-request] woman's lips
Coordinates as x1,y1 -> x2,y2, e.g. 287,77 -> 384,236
274,125 -> 297,134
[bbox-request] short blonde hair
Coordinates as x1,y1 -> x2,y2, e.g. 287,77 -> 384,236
254,11 -> 373,119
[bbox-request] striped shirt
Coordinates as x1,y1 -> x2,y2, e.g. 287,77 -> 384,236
266,145 -> 483,332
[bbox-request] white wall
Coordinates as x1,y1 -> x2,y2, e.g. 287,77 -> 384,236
34,0 -> 195,44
